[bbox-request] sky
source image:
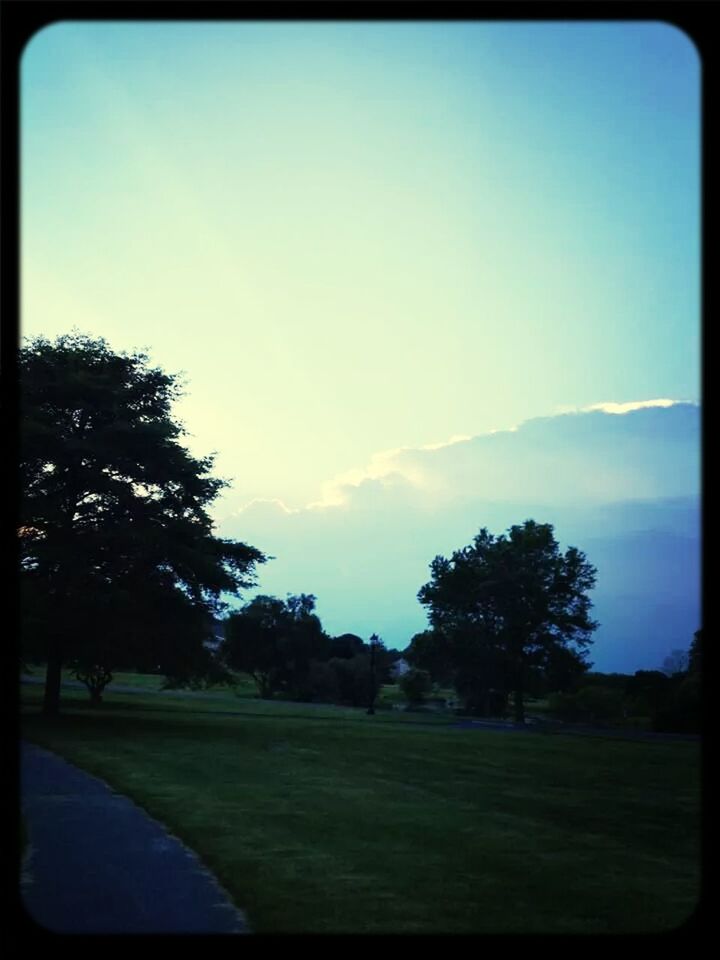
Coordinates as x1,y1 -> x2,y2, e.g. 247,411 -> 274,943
221,401 -> 700,672
21,21 -> 701,670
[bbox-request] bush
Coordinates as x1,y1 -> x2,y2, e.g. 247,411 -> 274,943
548,685 -> 625,724
624,670 -> 673,716
293,660 -> 340,703
399,668 -> 433,704
653,673 -> 701,733
328,655 -> 376,707
574,685 -> 625,722
453,675 -> 509,718
547,691 -> 582,722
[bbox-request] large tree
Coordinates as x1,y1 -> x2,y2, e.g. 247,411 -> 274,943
19,332 -> 267,714
688,629 -> 702,676
417,520 -> 597,723
404,630 -> 456,687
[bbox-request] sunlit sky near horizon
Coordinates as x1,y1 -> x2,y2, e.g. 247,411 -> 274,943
22,20 -> 700,524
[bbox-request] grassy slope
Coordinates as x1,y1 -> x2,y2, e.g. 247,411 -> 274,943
24,664 -> 260,696
21,685 -> 700,934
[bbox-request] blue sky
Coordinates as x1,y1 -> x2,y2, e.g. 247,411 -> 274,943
222,402 -> 701,672
21,21 -> 701,667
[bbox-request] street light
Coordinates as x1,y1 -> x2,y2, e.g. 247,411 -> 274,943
367,633 -> 380,715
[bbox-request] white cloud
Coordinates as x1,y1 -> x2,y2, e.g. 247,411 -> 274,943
230,497 -> 301,517
229,399 -> 699,517
273,399 -> 699,514
415,433 -> 475,451
583,398 -> 681,415
305,445 -> 437,510
219,400 -> 700,669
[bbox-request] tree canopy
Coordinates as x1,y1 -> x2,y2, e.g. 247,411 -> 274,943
417,520 -> 597,722
19,332 -> 267,713
688,629 -> 702,675
222,593 -> 328,699
661,649 -> 690,677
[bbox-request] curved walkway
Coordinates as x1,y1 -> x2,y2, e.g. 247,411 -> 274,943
20,742 -> 249,934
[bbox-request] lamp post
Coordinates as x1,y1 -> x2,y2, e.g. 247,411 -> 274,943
367,633 -> 380,715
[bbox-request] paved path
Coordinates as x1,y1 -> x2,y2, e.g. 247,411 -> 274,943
20,742 -> 249,934
451,718 -> 700,742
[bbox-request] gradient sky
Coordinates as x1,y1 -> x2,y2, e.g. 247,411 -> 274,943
221,401 -> 700,670
21,22 -> 701,661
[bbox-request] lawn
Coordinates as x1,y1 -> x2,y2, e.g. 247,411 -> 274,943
23,663 -> 260,697
21,683 -> 700,934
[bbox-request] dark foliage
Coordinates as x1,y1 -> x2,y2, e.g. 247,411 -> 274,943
547,685 -> 625,724
328,633 -> 365,660
19,332 -> 266,713
222,594 -> 328,699
326,653 -> 376,707
417,520 -> 597,721
399,668 -> 433,704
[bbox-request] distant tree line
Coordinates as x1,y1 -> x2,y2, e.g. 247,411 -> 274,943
544,630 -> 701,733
221,594 -> 396,708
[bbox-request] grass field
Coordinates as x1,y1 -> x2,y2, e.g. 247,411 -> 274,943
23,664 -> 260,697
20,682 -> 700,934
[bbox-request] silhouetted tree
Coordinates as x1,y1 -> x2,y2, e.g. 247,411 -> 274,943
688,629 -> 702,675
661,649 -> 689,677
328,653 -> 377,708
297,659 -> 340,703
365,633 -> 395,686
328,633 -> 365,659
222,593 -> 328,699
540,643 -> 591,694
418,520 -> 598,723
72,663 -> 113,707
625,670 -> 674,716
20,332 -> 266,714
633,634 -> 702,734
404,630 -> 456,687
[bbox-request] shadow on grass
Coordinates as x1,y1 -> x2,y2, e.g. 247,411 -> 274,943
20,696 -> 462,738
21,685 -> 699,744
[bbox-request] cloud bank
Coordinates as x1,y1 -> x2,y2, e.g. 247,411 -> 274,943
220,400 -> 700,673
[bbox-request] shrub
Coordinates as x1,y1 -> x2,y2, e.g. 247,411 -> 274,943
574,685 -> 625,722
454,675 -> 509,717
399,668 -> 433,704
296,660 -> 340,703
398,668 -> 432,703
328,655 -> 376,707
624,670 -> 673,716
547,691 -> 582,722
548,685 -> 624,724
653,673 -> 701,733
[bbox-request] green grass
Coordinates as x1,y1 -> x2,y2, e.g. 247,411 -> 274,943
21,684 -> 700,934
24,663 -> 260,697
91,669 -> 168,691
377,683 -> 456,709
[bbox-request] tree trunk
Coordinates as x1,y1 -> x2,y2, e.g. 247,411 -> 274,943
88,687 -> 103,707
43,643 -> 63,717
